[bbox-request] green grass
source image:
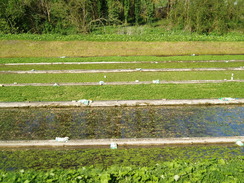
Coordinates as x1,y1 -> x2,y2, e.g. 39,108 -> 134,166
1,40 -> 243,57
0,83 -> 243,102
1,55 -> 243,64
0,71 -> 243,84
0,61 -> 244,71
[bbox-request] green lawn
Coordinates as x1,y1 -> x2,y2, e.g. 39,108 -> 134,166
0,71 -> 243,84
0,83 -> 243,102
0,55 -> 243,64
1,55 -> 243,102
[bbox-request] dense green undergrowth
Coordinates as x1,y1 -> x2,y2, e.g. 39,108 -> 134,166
0,150 -> 243,182
0,83 -> 243,102
1,55 -> 243,64
1,32 -> 244,42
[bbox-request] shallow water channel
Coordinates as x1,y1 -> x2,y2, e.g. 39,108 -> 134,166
0,105 -> 243,140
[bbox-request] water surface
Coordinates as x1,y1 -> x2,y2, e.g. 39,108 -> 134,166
0,105 -> 243,140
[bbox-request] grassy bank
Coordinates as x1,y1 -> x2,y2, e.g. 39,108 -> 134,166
1,71 -> 243,84
1,55 -> 243,64
0,83 -> 243,102
1,40 -> 243,58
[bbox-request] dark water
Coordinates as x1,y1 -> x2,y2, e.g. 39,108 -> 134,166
0,105 -> 243,140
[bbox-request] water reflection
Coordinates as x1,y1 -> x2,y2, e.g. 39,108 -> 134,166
0,105 -> 243,140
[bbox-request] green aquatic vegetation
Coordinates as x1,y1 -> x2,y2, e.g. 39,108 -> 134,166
0,61 -> 244,71
0,146 -> 243,171
0,83 -> 243,102
0,71 -> 244,84
0,55 -> 243,64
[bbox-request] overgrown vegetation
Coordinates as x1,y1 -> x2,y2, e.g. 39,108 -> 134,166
0,148 -> 243,182
0,0 -> 243,35
0,30 -> 244,42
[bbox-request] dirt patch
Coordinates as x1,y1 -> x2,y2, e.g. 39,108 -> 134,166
1,41 -> 243,57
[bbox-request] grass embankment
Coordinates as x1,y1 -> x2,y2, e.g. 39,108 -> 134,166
1,40 -> 243,57
1,61 -> 244,71
0,83 -> 243,102
0,39 -> 243,102
1,55 -> 243,64
1,71 -> 244,84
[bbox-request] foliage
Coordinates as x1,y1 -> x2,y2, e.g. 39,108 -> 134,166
0,0 -> 243,34
0,157 -> 243,182
169,0 -> 244,34
0,30 -> 244,41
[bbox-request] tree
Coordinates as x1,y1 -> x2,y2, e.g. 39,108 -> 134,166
134,0 -> 140,25
124,0 -> 130,25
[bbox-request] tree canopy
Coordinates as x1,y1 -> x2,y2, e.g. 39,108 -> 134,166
0,0 -> 243,34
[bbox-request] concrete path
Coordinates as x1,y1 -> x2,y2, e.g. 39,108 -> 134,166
1,67 -> 244,74
3,60 -> 244,65
0,136 -> 243,148
2,80 -> 244,87
0,98 -> 243,108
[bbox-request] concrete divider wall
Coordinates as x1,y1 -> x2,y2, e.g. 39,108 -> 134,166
0,136 -> 243,148
0,99 -> 244,108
